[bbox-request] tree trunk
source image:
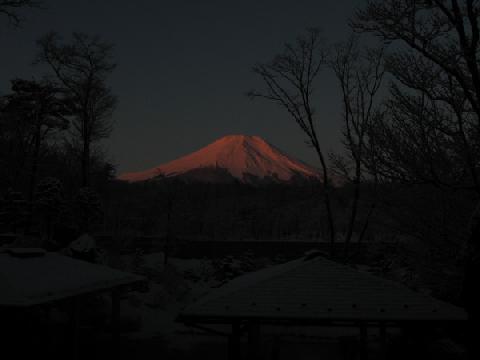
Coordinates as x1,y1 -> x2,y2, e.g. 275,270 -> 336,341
25,124 -> 42,232
164,195 -> 173,266
344,179 -> 361,260
358,202 -> 376,244
82,136 -> 90,188
313,142 -> 336,256
462,219 -> 480,359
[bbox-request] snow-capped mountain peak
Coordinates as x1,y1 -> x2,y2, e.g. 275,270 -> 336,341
118,135 -> 320,184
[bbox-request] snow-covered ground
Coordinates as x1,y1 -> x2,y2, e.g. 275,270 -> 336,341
113,253 -> 388,359
121,254 -> 221,339
57,251 -> 463,359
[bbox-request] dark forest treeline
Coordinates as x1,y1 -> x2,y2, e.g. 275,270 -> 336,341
103,178 -> 473,251
104,180 -> 327,242
0,29 -> 117,246
102,177 -> 474,307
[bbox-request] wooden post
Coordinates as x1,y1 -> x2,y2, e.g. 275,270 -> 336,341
45,305 -> 53,357
112,288 -> 121,345
359,323 -> 368,360
69,298 -> 80,360
271,335 -> 280,360
248,322 -> 261,360
379,322 -> 387,359
228,322 -> 242,360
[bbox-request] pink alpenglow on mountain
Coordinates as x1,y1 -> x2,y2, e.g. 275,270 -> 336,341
118,135 -> 320,184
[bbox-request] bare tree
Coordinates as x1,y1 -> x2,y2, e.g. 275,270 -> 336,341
352,0 -> 480,352
352,0 -> 480,190
0,0 -> 41,26
36,32 -> 117,187
329,36 -> 385,256
163,185 -> 175,266
0,78 -> 69,228
248,28 -> 337,252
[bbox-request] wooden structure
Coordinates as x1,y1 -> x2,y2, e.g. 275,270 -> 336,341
177,254 -> 468,359
0,249 -> 144,359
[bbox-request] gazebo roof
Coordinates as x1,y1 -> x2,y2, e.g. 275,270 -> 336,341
0,250 -> 143,307
179,255 -> 467,324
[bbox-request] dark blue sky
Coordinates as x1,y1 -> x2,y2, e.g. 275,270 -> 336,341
0,0 -> 365,173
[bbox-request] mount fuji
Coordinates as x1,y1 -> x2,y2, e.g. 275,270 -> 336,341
118,135 -> 321,184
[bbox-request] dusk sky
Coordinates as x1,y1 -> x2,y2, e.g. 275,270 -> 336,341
0,0 -> 365,174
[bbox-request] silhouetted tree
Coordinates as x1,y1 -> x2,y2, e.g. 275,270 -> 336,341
352,0 -> 480,190
160,179 -> 184,266
248,28 -> 337,252
36,32 -> 117,187
34,176 -> 64,246
0,94 -> 31,189
0,79 -> 69,227
329,35 -> 385,256
352,0 -> 480,354
74,186 -> 102,233
0,188 -> 27,233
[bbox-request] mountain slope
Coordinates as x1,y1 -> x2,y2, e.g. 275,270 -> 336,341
118,135 -> 320,184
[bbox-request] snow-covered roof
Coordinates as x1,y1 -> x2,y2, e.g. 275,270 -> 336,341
179,256 -> 467,323
0,250 -> 143,307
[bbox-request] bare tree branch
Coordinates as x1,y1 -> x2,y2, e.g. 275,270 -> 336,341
329,34 -> 386,256
248,28 -> 338,251
0,0 -> 42,26
35,32 -> 117,188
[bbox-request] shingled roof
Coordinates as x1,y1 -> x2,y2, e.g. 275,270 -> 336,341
179,256 -> 467,324
0,250 -> 143,307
